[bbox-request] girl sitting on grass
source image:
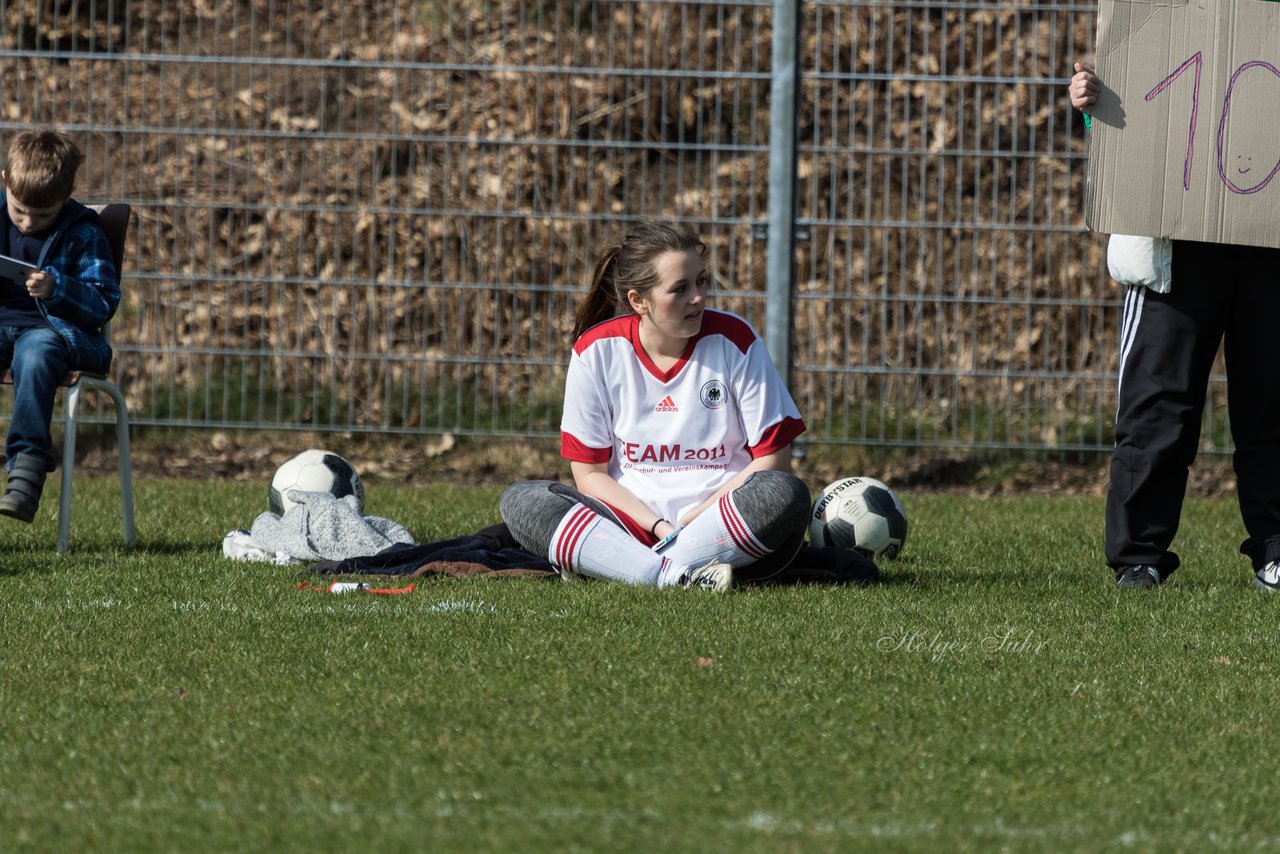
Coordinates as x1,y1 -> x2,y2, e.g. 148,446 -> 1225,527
500,221 -> 810,591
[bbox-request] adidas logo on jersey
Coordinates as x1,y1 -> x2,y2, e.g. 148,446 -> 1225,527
654,395 -> 679,413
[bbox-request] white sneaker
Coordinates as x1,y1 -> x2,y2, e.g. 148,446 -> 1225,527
680,560 -> 733,592
1254,561 -> 1280,592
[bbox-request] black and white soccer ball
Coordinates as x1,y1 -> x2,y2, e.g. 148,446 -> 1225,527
268,449 -> 364,515
808,476 -> 908,559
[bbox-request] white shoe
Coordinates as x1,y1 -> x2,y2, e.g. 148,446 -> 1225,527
680,560 -> 733,592
1254,561 -> 1280,592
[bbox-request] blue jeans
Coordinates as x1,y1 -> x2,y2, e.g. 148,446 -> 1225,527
0,325 -> 72,473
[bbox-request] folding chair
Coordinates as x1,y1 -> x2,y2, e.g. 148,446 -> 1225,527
3,203 -> 135,552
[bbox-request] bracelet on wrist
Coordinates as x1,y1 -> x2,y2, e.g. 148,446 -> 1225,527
649,518 -> 666,535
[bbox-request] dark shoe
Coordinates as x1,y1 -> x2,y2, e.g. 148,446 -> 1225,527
1116,565 -> 1163,589
1255,561 -> 1280,592
0,453 -> 48,524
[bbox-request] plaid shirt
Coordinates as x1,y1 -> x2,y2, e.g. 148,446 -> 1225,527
1,194 -> 121,373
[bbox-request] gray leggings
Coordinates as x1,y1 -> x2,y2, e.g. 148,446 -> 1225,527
500,470 -> 810,574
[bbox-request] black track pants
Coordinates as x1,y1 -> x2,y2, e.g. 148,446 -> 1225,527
1106,240 -> 1280,577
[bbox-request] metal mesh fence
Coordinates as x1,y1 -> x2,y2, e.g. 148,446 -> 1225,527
794,0 -> 1123,452
0,0 -> 1232,455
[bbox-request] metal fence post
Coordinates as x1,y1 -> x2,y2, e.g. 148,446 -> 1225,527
765,0 -> 801,387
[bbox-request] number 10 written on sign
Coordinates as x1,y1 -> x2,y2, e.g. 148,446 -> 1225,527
1144,52 -> 1280,195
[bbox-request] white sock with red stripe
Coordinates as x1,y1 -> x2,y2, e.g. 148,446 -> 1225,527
663,491 -> 771,570
549,504 -> 685,586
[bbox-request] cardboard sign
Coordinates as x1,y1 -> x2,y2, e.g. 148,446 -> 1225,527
1086,0 -> 1280,248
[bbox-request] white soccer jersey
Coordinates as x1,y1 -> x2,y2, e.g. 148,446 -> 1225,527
560,309 -> 805,529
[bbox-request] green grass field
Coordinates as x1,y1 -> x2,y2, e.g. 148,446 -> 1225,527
2,476 -> 1278,851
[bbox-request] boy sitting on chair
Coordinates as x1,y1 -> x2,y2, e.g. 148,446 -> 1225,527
0,128 -> 120,522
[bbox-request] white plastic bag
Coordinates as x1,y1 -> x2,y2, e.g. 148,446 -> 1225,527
1106,234 -> 1173,293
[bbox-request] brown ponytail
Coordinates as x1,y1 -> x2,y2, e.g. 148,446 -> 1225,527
573,245 -> 622,340
571,221 -> 705,341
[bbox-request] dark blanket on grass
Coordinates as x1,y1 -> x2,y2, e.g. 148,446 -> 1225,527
303,522 -> 879,585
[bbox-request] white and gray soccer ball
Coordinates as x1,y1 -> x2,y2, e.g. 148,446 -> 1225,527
808,476 -> 908,559
268,449 -> 364,516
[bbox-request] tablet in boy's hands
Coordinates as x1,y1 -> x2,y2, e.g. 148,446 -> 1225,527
0,254 -> 37,286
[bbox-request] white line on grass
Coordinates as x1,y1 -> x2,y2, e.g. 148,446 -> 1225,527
32,797 -> 1280,846
736,811 -> 1275,846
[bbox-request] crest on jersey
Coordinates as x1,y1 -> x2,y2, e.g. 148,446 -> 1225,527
700,380 -> 727,410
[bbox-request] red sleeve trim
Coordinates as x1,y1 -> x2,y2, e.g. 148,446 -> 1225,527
561,431 -> 611,463
573,315 -> 634,356
748,417 -> 806,458
698,310 -> 757,354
